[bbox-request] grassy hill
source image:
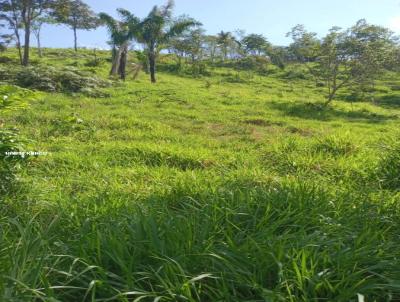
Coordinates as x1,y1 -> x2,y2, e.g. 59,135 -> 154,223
1,48 -> 400,301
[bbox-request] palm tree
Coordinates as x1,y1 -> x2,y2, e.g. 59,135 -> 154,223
99,10 -> 138,80
131,0 -> 199,83
217,31 -> 235,61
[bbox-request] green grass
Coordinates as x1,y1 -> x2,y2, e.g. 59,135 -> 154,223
1,48 -> 400,301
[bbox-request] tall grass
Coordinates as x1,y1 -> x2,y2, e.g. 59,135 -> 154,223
1,48 -> 400,301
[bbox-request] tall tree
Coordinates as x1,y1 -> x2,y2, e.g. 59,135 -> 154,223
31,15 -> 54,57
241,33 -> 270,56
286,24 -> 321,82
288,21 -> 397,104
170,27 -> 204,66
0,25 -> 13,51
99,9 -> 137,80
0,0 -> 24,64
0,0 -> 55,66
53,0 -> 98,52
204,35 -> 218,62
130,0 -> 199,83
217,31 -> 235,60
287,25 -> 320,63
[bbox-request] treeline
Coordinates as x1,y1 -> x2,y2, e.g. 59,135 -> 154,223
1,0 -> 400,102
0,0 -> 99,64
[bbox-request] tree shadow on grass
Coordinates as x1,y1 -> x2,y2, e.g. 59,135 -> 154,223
374,95 -> 400,109
269,101 -> 398,123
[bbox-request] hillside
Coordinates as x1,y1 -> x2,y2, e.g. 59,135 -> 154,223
1,48 -> 400,301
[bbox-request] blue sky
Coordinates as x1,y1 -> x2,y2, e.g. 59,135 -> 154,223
37,0 -> 400,49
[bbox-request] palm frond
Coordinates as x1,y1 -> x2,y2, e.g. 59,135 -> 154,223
98,13 -> 118,34
164,18 -> 200,42
160,0 -> 174,18
117,8 -> 139,25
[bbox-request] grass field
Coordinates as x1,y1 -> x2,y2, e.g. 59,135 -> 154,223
1,48 -> 400,301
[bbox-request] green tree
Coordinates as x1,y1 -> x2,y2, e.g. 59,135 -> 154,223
0,0 -> 55,66
268,46 -> 288,69
0,0 -> 24,63
204,35 -> 218,62
170,26 -> 204,67
169,36 -> 188,69
0,23 -> 13,51
217,31 -> 235,61
131,0 -> 199,83
242,33 -> 270,56
53,0 -> 99,52
287,25 -> 320,63
321,21 -> 396,104
289,21 -> 397,104
99,10 -> 137,80
31,15 -> 55,57
287,24 -> 321,83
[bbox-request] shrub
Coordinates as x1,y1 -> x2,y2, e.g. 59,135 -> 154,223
0,85 -> 34,195
189,61 -> 210,77
223,72 -> 248,83
15,66 -> 58,92
0,56 -> 12,63
0,85 -> 31,112
283,67 -> 310,80
84,59 -> 104,67
0,128 -> 26,194
1,65 -> 110,96
235,56 -> 270,74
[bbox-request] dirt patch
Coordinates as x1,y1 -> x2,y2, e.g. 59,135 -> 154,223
243,119 -> 285,127
286,126 -> 314,137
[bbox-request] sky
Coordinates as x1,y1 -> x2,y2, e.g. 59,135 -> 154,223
29,0 -> 400,49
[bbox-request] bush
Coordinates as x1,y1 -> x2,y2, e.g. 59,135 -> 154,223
283,67 -> 309,80
235,56 -> 270,74
189,61 -> 210,77
0,128 -> 26,194
0,65 -> 110,96
15,66 -> 58,92
0,85 -> 34,195
84,58 -> 104,67
0,56 -> 12,63
223,72 -> 253,83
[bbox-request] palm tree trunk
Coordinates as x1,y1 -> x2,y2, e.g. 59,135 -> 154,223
149,49 -> 156,83
118,44 -> 128,80
110,46 -> 123,76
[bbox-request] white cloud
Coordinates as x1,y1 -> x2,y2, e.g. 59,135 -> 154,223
388,16 -> 400,32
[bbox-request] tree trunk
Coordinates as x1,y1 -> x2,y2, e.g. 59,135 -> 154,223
149,47 -> 156,83
23,19 -> 31,66
17,42 -> 24,65
73,26 -> 78,52
118,44 -> 128,81
35,29 -> 42,58
325,89 -> 336,106
37,35 -> 42,57
111,42 -> 130,80
110,46 -> 123,76
12,27 -> 23,65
